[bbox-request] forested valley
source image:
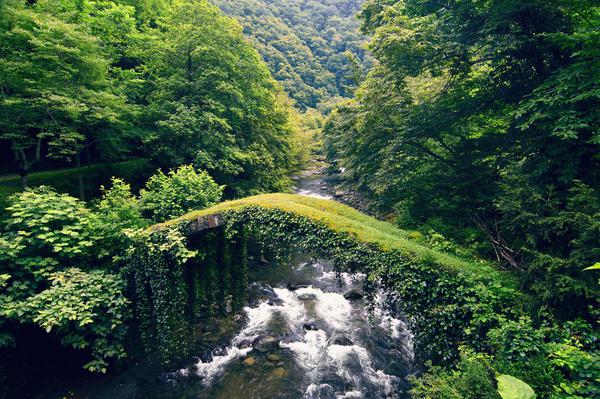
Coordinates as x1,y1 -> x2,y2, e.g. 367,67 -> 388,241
0,1 -> 598,399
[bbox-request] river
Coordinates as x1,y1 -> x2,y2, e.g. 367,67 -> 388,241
41,168 -> 415,399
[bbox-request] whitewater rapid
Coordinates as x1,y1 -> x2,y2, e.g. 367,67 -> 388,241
181,261 -> 414,398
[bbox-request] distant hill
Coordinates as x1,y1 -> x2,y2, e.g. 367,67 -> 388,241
211,0 -> 371,109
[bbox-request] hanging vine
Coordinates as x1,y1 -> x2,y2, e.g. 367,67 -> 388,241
124,205 -> 522,366
124,226 -> 199,364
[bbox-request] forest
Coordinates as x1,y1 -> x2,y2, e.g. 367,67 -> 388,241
213,0 -> 371,109
0,0 -> 598,398
324,0 -> 599,396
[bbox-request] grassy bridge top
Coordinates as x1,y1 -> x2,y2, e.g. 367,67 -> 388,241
157,193 -> 516,287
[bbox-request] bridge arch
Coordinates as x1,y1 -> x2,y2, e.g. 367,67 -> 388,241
126,194 -> 519,367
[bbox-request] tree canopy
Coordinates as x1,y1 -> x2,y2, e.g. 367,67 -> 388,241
212,0 -> 372,109
0,0 -> 300,195
325,0 -> 599,316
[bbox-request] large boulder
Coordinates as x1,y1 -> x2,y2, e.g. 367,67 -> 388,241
333,336 -> 354,346
303,322 -> 319,331
343,288 -> 364,300
253,336 -> 279,352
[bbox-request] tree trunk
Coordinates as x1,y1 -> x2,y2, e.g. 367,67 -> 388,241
14,150 -> 30,190
76,154 -> 85,201
19,169 -> 28,190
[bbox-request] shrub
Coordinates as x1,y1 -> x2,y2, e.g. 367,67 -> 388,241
0,187 -> 128,371
140,165 -> 224,222
409,351 -> 500,399
15,268 -> 129,373
96,178 -> 146,230
487,317 -> 547,363
95,178 -> 148,252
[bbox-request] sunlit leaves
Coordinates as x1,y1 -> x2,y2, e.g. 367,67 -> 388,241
140,165 -> 224,222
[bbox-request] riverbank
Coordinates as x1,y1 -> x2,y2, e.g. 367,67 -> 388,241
293,158 -> 378,217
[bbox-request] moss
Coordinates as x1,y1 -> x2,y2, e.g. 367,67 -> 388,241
155,193 -> 516,287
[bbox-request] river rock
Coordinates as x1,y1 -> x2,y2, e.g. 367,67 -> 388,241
253,336 -> 279,352
297,293 -> 317,301
243,356 -> 256,366
267,353 -> 281,362
270,367 -> 287,379
212,347 -> 226,357
333,336 -> 354,346
199,351 -> 213,363
267,298 -> 284,306
286,282 -> 310,291
238,339 -> 253,349
343,288 -> 364,300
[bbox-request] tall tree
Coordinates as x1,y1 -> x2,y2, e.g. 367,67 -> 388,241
0,0 -> 134,189
325,0 -> 600,316
143,0 -> 296,196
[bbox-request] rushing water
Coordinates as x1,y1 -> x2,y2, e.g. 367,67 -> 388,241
154,169 -> 416,398
175,258 -> 415,399
40,168 -> 415,399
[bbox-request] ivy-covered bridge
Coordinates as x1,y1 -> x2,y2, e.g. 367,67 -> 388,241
132,193 -> 520,366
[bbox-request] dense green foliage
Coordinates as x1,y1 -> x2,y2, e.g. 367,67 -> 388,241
325,0 -> 599,318
142,0 -> 298,195
0,165 -> 230,380
212,0 -> 371,109
125,225 -> 249,365
0,188 -> 129,372
324,0 -> 600,397
0,0 -> 300,196
1,0 -> 598,397
0,0 -> 136,187
167,200 -> 598,397
140,166 -> 223,222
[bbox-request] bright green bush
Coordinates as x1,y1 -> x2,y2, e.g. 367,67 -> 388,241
140,166 -> 224,222
95,178 -> 148,251
0,187 -> 104,277
0,187 -> 129,371
548,337 -> 600,399
488,317 -> 547,363
409,351 -> 500,399
15,268 -> 129,373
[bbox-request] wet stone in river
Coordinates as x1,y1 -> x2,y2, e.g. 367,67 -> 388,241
242,356 -> 256,367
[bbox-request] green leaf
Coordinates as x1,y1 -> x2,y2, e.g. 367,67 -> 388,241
583,263 -> 600,271
497,374 -> 536,399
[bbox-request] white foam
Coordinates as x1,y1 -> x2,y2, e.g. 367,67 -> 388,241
181,273 -> 410,397
327,345 -> 396,395
192,346 -> 253,383
293,287 -> 352,331
273,288 -> 307,333
337,391 -> 363,399
296,188 -> 334,200
281,329 -> 329,371
373,294 -> 414,360
320,271 -> 366,288
188,294 -> 281,382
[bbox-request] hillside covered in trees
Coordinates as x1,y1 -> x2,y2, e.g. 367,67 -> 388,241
212,0 -> 371,109
0,0 -> 302,198
0,0 -> 599,399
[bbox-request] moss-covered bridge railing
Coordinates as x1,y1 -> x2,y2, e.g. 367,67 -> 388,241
128,193 -> 521,367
